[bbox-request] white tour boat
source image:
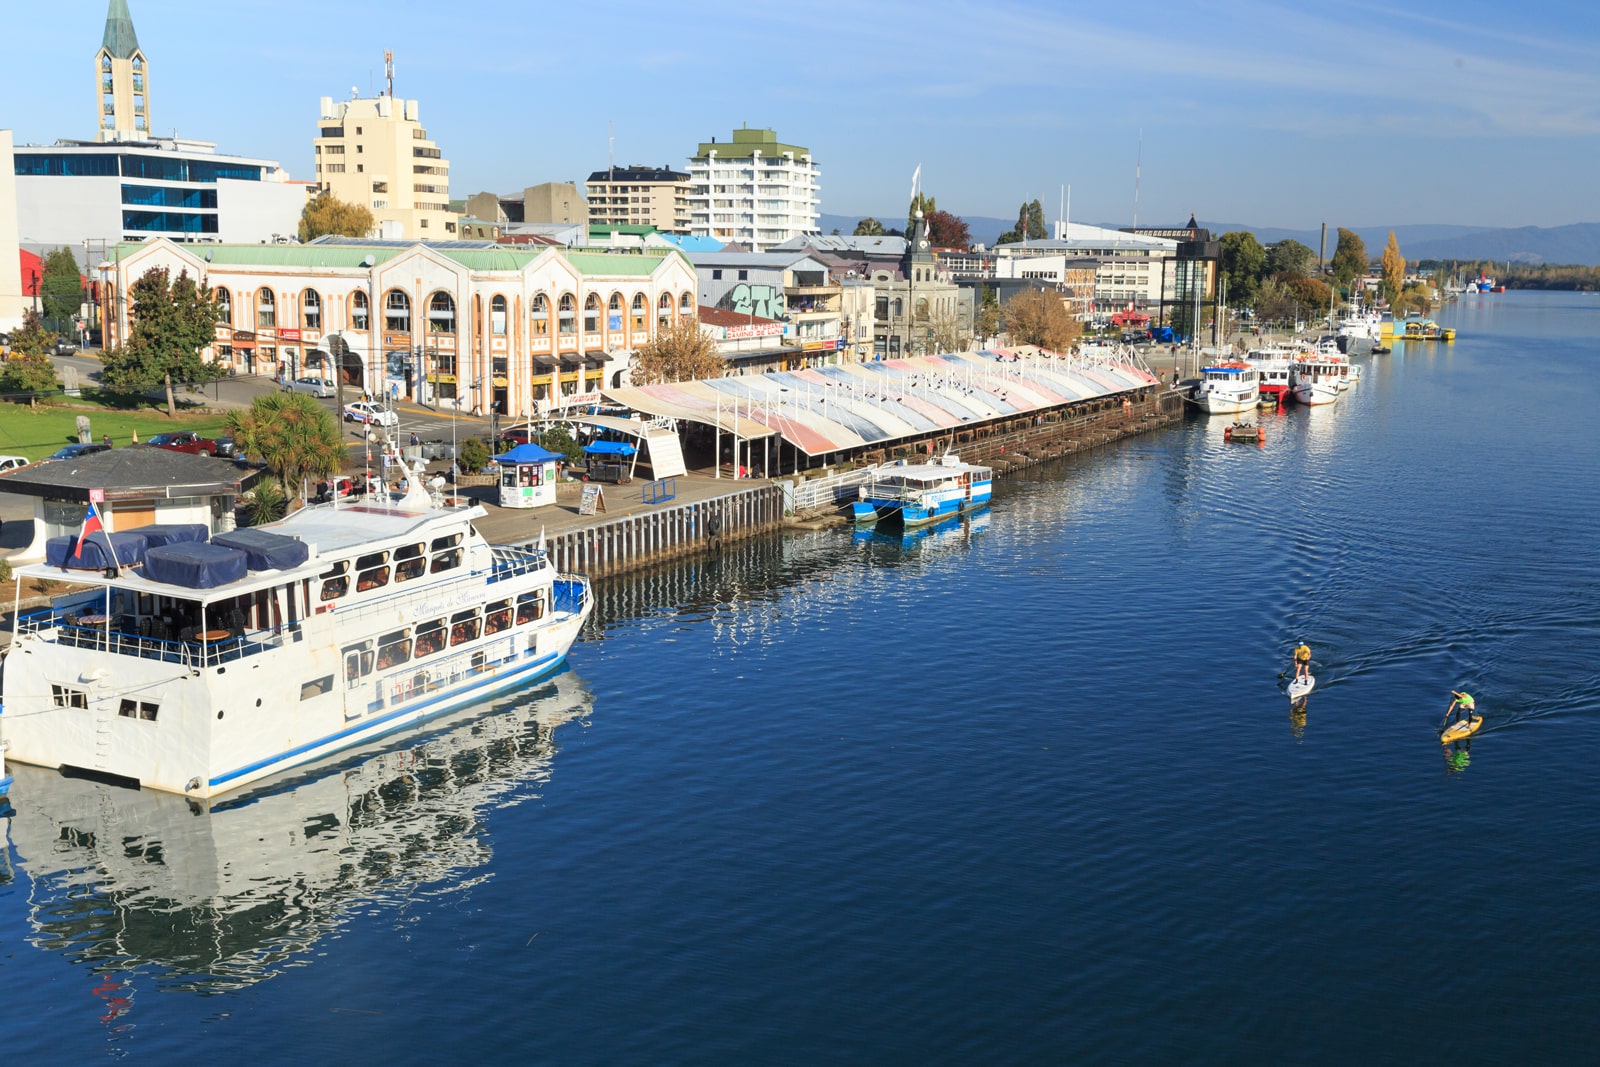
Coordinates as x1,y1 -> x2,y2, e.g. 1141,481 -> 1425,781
0,466 -> 592,799
1290,355 -> 1344,406
1193,360 -> 1262,415
852,454 -> 993,528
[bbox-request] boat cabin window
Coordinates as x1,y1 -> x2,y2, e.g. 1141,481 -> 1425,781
356,564 -> 391,592
515,592 -> 545,624
414,619 -> 447,657
376,629 -> 412,669
52,684 -> 89,709
484,600 -> 512,635
431,533 -> 463,551
343,641 -> 374,686
301,674 -> 334,700
394,542 -> 427,582
118,698 -> 159,721
450,609 -> 481,646
431,548 -> 462,574
356,551 -> 388,570
320,561 -> 350,601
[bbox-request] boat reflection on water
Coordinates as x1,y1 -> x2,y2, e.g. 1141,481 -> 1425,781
853,507 -> 991,562
1,668 -> 593,993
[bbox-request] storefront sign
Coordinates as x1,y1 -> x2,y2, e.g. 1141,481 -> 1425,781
277,327 -> 301,342
724,321 -> 784,340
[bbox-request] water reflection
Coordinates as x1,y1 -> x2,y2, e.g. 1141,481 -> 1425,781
2,669 -> 593,994
853,508 -> 990,562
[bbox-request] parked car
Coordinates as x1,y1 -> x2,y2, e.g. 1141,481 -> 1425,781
0,454 -> 29,474
47,442 -> 110,460
313,474 -> 381,503
343,400 -> 398,427
145,431 -> 223,457
211,436 -> 239,459
498,427 -> 537,446
286,376 -> 335,398
54,338 -> 79,355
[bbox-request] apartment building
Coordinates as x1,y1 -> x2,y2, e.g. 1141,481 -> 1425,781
586,167 -> 690,234
313,92 -> 453,239
687,127 -> 819,251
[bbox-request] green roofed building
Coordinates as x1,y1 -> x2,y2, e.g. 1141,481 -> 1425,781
687,127 -> 819,252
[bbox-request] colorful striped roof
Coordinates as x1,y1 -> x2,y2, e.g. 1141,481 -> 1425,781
605,351 -> 1157,457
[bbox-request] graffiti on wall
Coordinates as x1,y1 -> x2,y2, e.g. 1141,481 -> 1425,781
724,283 -> 783,320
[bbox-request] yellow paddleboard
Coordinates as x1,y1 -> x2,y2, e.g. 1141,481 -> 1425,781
1440,715 -> 1483,744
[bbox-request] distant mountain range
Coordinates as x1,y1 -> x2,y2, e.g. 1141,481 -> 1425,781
818,213 -> 1600,266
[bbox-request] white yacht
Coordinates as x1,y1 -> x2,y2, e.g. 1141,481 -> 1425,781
1,468 -> 592,800
1290,355 -> 1344,406
1193,361 -> 1262,415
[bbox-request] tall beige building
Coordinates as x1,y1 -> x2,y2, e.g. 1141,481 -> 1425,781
94,0 -> 151,142
586,166 -> 691,234
0,130 -> 25,332
313,90 -> 454,239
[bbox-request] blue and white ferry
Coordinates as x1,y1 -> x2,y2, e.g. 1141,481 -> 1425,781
0,471 -> 591,800
852,454 -> 993,528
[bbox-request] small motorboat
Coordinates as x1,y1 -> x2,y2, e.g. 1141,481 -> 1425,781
1223,421 -> 1263,444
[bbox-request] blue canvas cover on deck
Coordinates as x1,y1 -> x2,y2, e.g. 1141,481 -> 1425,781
136,523 -> 210,549
582,440 -> 636,456
144,542 -> 249,589
493,443 -> 563,464
45,532 -> 149,570
211,527 -> 310,571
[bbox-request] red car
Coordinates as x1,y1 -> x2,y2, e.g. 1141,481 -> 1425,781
146,431 -> 222,457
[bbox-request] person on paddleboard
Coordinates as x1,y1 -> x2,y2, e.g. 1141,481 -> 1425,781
1292,642 -> 1312,683
1447,690 -> 1476,728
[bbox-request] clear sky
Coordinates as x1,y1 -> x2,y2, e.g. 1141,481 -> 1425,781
5,0 -> 1597,230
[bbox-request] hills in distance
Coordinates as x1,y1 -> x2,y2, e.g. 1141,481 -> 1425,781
817,213 -> 1600,266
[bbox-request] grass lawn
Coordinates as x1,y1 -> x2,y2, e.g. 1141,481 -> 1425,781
0,393 -> 232,461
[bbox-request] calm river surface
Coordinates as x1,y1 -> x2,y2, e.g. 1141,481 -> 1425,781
4,292 -> 1600,1063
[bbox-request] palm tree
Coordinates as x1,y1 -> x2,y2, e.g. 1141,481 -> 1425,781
224,392 -> 346,507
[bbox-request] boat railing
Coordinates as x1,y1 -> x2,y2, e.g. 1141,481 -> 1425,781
487,543 -> 550,584
36,617 -> 292,668
552,573 -> 591,618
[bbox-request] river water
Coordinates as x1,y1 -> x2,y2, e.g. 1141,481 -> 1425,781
4,292 -> 1599,1063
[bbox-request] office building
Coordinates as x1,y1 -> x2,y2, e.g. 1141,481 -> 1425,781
687,127 -> 819,251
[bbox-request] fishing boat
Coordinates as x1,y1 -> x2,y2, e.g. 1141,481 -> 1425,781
0,458 -> 593,800
1193,361 -> 1261,415
1245,344 -> 1295,407
852,454 -> 993,528
1290,355 -> 1343,406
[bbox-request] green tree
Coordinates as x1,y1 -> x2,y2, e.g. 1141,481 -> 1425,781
1283,275 -> 1334,321
907,192 -> 936,233
974,287 -> 1002,343
1329,228 -> 1369,291
223,392 -> 345,508
1380,231 -> 1406,305
0,309 -> 61,407
632,317 -> 725,385
39,247 -> 85,333
1003,288 -> 1081,351
459,437 -> 490,473
995,199 -> 1048,245
298,192 -> 376,243
1218,231 -> 1266,307
853,217 -> 886,236
100,267 -> 225,416
1264,239 -> 1315,279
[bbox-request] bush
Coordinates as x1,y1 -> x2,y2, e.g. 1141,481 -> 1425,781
458,436 -> 491,473
538,425 -> 584,464
0,558 -> 11,583
245,481 -> 287,525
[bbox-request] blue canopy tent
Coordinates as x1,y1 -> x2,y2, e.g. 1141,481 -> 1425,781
581,439 -> 638,484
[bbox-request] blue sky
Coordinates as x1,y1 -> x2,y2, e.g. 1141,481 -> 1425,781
5,0 -> 1598,230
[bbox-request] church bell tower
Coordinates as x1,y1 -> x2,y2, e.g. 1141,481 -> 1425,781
95,0 -> 150,142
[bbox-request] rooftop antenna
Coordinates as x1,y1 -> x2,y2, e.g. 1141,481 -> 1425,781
385,50 -> 394,97
608,120 -> 614,181
1133,128 -> 1142,228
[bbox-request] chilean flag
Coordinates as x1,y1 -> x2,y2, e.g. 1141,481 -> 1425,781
73,501 -> 105,559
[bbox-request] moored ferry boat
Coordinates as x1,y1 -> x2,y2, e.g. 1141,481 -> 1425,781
1193,361 -> 1261,414
853,454 -> 993,528
1245,345 -> 1295,406
1400,317 -> 1455,341
0,468 -> 592,800
1290,356 -> 1343,406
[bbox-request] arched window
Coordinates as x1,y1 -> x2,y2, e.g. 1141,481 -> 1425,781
385,289 -> 411,333
584,294 -> 600,334
631,293 -> 647,331
915,298 -> 928,320
215,287 -> 232,327
893,298 -> 904,318
427,291 -> 455,334
530,294 -> 548,337
608,293 -> 622,314
490,294 -> 507,336
256,289 -> 276,330
558,294 -> 575,336
101,54 -> 112,71
352,289 -> 369,331
658,293 -> 673,328
680,291 -> 693,315
302,289 -> 321,330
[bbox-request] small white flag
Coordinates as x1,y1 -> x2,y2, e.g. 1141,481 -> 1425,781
910,164 -> 921,205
